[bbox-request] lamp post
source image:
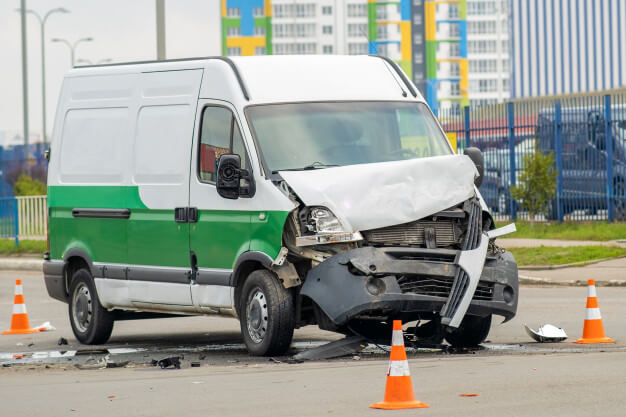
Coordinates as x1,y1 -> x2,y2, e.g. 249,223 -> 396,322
51,37 -> 93,67
76,58 -> 112,66
20,7 -> 69,145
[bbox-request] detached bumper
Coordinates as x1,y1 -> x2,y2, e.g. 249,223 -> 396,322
300,245 -> 518,327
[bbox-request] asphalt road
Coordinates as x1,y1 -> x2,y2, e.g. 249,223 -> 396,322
1,270 -> 626,416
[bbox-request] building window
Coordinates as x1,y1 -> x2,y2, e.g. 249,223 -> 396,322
467,21 -> 496,35
323,45 -> 333,54
467,1 -> 497,15
273,23 -> 316,38
348,23 -> 368,38
450,82 -> 460,96
348,43 -> 368,55
253,7 -> 264,17
376,5 -> 388,20
254,26 -> 265,36
322,25 -> 333,35
469,59 -> 498,73
503,79 -> 509,91
377,25 -> 388,40
448,43 -> 461,57
347,4 -> 367,17
274,43 -> 317,55
273,4 -> 316,18
448,4 -> 459,18
226,27 -> 241,37
322,6 -> 332,15
227,47 -> 241,56
468,40 -> 497,54
254,47 -> 266,55
226,7 -> 240,18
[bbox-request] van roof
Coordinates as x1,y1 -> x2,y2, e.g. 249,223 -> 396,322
66,55 -> 423,105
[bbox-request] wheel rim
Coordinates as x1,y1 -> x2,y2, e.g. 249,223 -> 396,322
72,283 -> 93,333
246,288 -> 268,344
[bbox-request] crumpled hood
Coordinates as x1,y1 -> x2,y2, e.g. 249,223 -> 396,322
279,154 -> 479,232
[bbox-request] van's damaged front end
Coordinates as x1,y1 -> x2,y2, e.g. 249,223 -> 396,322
298,199 -> 518,333
277,155 -> 519,344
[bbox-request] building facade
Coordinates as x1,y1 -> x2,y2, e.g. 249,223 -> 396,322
511,0 -> 626,98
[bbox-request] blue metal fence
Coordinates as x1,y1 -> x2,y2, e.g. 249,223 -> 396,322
0,197 -> 19,246
439,93 -> 626,222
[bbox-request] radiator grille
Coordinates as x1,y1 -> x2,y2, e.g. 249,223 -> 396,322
397,275 -> 494,301
362,220 -> 460,247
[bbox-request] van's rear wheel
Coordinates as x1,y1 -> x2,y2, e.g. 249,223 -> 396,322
69,268 -> 114,345
445,314 -> 492,347
239,269 -> 295,356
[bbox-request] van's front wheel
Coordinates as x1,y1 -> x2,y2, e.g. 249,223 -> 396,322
69,269 -> 114,344
239,269 -> 295,356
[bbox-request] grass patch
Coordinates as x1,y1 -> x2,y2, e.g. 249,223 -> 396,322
0,239 -> 46,255
509,245 -> 626,267
496,221 -> 626,241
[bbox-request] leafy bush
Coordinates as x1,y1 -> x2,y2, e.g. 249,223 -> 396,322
510,149 -> 557,226
13,175 -> 46,196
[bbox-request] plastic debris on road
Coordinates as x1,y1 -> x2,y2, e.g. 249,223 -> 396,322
524,324 -> 568,342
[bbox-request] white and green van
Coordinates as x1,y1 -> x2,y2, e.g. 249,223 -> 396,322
44,56 -> 518,356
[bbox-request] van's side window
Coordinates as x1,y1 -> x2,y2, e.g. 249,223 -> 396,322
199,106 -> 247,183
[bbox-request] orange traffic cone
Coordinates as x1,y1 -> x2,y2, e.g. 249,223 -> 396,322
575,279 -> 614,344
2,279 -> 40,335
370,320 -> 429,410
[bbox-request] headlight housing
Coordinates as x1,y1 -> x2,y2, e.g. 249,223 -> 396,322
308,207 -> 344,233
296,206 -> 363,247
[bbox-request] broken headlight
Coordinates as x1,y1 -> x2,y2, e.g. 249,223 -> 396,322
308,207 -> 343,233
296,206 -> 363,247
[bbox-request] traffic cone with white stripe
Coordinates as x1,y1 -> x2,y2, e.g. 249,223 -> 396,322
575,279 -> 614,344
2,279 -> 40,335
370,320 -> 429,410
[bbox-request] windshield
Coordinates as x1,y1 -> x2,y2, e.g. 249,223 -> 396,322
245,102 -> 451,172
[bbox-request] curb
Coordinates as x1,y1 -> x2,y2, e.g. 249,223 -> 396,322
519,274 -> 626,287
519,255 -> 626,270
0,258 -> 43,271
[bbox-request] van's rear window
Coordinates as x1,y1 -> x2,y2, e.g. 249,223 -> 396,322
245,101 -> 451,172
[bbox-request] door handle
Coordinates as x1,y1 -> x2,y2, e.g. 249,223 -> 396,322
175,207 -> 188,222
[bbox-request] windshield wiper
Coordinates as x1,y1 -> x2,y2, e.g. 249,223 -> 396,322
273,162 -> 339,174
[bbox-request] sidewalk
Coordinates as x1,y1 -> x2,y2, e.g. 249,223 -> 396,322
498,238 -> 626,286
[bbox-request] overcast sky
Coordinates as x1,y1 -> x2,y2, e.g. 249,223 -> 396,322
1,0 -> 221,138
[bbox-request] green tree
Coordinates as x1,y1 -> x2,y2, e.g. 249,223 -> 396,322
13,175 -> 46,196
510,148 -> 557,226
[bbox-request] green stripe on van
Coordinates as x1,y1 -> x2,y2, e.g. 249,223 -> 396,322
48,186 -> 147,209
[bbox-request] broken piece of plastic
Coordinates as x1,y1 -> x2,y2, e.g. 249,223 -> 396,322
524,324 -> 568,342
35,322 -> 56,332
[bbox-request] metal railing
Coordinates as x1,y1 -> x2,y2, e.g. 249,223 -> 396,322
16,195 -> 47,240
0,197 -> 19,245
439,93 -> 626,222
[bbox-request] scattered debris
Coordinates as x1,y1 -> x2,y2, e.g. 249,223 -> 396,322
16,342 -> 24,347
27,343 -> 34,347
2,364 -> 11,368
75,357 -> 108,370
460,393 -> 478,397
352,355 -> 361,361
268,357 -> 282,364
524,324 -> 568,343
292,336 -> 368,361
106,360 -> 129,369
152,357 -> 181,369
12,354 -> 24,359
35,322 -> 56,332
107,395 -> 116,399
227,359 -> 239,364
190,362 -> 201,367
58,337 -> 68,346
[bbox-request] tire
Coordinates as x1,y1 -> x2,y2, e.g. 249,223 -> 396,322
68,268 -> 114,345
445,314 -> 492,347
239,269 -> 295,356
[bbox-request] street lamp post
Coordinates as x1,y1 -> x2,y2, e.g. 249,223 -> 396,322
21,7 -> 69,145
76,58 -> 112,66
51,37 -> 93,67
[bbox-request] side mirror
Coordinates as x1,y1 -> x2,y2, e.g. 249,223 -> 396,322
464,147 -> 484,188
216,154 -> 242,199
